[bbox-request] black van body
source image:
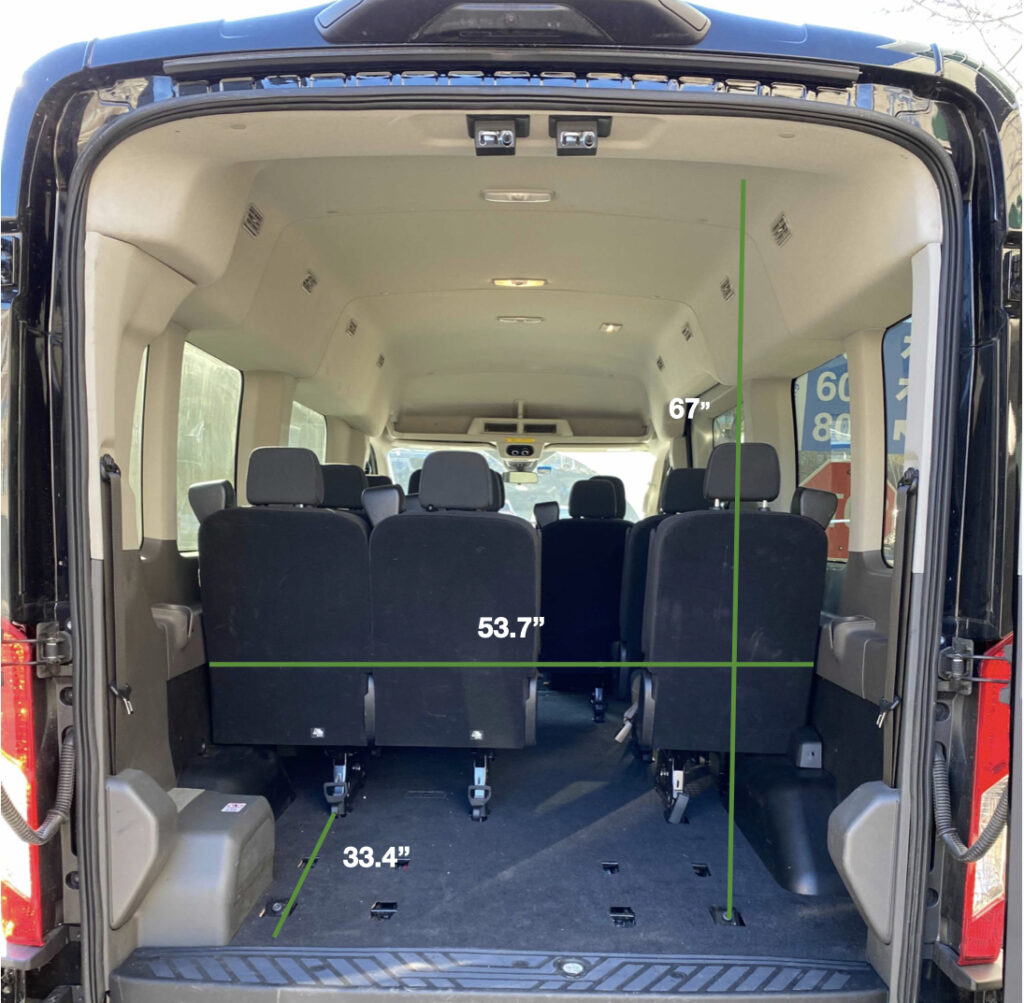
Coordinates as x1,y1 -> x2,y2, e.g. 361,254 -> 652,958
1,3 -> 1019,1003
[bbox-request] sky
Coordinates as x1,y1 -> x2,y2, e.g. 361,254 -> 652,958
1,0 -> 1020,147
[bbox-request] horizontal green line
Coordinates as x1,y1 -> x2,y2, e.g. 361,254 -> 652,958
210,661 -> 815,669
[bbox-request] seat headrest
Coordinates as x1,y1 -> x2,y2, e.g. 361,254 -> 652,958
320,463 -> 368,509
419,451 -> 493,510
366,474 -> 392,488
661,468 -> 709,514
408,468 -> 422,494
487,470 -> 506,511
246,447 -> 323,507
591,475 -> 627,518
363,483 -> 405,526
791,486 -> 837,530
703,443 -> 780,504
534,500 -> 560,527
569,479 -> 618,519
188,479 -> 235,523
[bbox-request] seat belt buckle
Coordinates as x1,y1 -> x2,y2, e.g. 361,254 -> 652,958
108,683 -> 134,715
876,696 -> 900,728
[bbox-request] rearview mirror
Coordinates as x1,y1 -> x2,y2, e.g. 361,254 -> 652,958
505,471 -> 539,484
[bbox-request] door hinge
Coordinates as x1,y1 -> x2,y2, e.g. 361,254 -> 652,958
1,232 -> 20,294
0,621 -> 73,676
1004,244 -> 1021,318
937,636 -> 1013,694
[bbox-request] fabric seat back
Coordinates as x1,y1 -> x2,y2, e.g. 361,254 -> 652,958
369,451 -> 540,749
619,468 -> 708,660
540,479 -> 632,665
200,447 -> 371,746
641,443 -> 826,753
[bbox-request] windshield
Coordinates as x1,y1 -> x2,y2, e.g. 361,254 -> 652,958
388,445 -> 658,522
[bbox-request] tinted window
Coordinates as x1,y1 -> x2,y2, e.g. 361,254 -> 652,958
793,353 -> 851,561
288,401 -> 327,461
176,344 -> 242,551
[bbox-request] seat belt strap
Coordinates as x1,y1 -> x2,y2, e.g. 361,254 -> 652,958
880,467 -> 919,784
99,455 -> 133,766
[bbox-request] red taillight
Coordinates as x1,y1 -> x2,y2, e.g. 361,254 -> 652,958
1,619 -> 45,947
958,632 -> 1012,967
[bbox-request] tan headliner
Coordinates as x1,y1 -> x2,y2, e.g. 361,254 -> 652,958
86,106 -> 942,441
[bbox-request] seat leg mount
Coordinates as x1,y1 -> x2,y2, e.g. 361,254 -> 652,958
615,700 -> 638,744
468,754 -> 493,821
324,751 -> 364,816
591,685 -> 607,723
662,754 -> 690,824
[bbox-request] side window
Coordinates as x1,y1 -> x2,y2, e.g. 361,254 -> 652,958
793,353 -> 851,561
176,344 -> 242,552
712,406 -> 743,446
288,401 -> 327,461
882,317 -> 911,564
128,347 -> 147,545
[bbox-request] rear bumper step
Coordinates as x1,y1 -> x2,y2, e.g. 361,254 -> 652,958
112,946 -> 884,1000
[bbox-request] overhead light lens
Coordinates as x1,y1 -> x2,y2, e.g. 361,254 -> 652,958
483,190 -> 554,204
498,316 -> 544,324
600,322 -> 623,334
492,278 -> 547,288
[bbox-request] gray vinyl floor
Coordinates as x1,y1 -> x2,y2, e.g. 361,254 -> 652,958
233,687 -> 867,962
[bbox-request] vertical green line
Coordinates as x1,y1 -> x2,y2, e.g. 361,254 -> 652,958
272,811 -> 336,938
726,179 -> 747,922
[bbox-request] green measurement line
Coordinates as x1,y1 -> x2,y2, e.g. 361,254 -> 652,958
272,811 -> 336,939
210,660 -> 813,669
726,178 -> 748,923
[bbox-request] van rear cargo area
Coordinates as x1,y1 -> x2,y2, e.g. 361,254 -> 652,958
111,689 -> 883,1001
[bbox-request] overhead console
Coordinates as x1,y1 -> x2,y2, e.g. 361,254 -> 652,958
387,408 -> 652,465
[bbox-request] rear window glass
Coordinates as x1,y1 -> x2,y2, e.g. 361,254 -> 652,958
712,407 -> 743,446
176,344 -> 242,552
388,445 -> 656,521
288,401 -> 327,461
793,353 -> 851,561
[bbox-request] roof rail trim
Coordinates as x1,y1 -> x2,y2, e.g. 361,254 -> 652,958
162,45 -> 862,86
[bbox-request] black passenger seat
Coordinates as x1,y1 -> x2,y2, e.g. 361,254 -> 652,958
188,479 -> 235,523
540,479 -> 632,716
369,451 -> 540,766
633,443 -> 826,756
791,485 -> 838,530
619,468 -> 708,661
321,463 -> 370,524
199,447 -> 372,748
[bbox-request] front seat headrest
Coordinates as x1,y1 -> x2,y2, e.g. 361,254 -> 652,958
660,468 -> 709,514
321,463 -> 368,509
408,468 -> 422,494
791,486 -> 837,530
188,479 -> 235,523
487,470 -> 506,511
703,443 -> 780,505
569,479 -> 618,519
363,483 -> 406,526
591,475 -> 627,518
534,500 -> 560,527
246,447 -> 323,507
419,451 -> 493,511
366,474 -> 392,488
